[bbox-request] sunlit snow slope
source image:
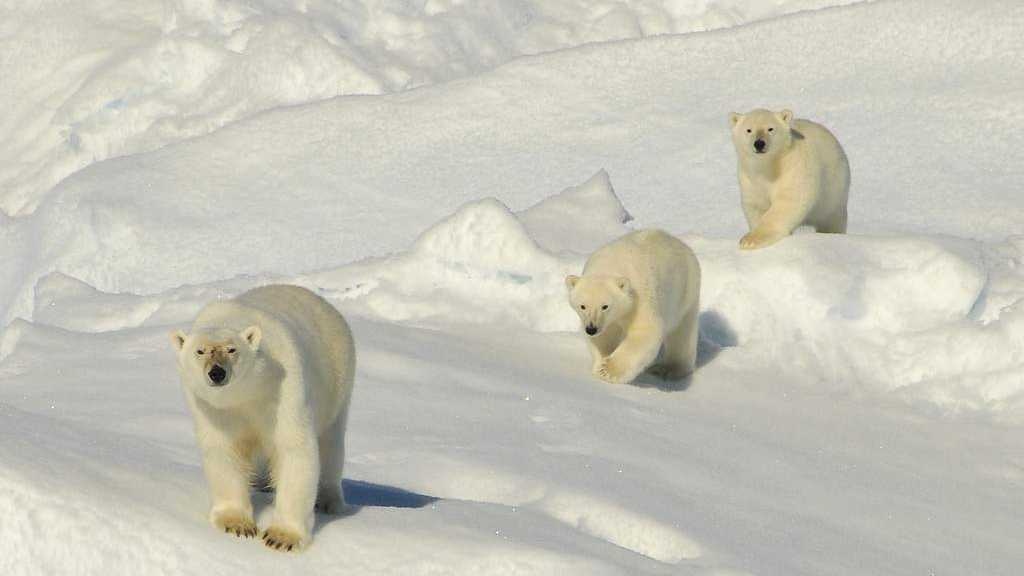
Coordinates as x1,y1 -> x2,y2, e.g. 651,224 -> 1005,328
0,0 -> 861,216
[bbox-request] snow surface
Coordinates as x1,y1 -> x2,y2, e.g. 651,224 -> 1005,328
0,0 -> 861,217
2,0 -> 1024,574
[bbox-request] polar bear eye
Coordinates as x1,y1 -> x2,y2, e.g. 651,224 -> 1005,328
768,127 -> 774,132
580,305 -> 586,310
196,349 -> 205,355
227,348 -> 236,354
746,128 -> 751,133
602,304 -> 609,310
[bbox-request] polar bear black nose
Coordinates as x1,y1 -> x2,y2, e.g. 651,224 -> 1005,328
754,139 -> 766,152
585,324 -> 598,336
208,365 -> 227,384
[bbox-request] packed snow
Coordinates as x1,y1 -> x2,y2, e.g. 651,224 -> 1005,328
2,0 -> 1024,574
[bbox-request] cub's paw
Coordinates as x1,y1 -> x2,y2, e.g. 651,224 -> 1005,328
262,525 -> 305,552
211,509 -> 258,539
739,230 -> 782,250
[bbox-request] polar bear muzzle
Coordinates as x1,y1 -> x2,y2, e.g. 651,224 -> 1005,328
208,364 -> 228,386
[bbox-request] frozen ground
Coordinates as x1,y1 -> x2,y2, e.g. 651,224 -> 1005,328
2,0 -> 1024,574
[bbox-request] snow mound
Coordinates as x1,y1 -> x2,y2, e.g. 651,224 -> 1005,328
312,170 -> 631,332
696,234 -> 1024,419
699,235 -> 988,340
321,184 -> 1024,421
10,169 -> 627,334
1,0 -> 863,216
17,170 -> 1024,421
519,169 -> 633,255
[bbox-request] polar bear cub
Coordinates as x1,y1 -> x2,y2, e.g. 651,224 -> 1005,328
171,284 -> 355,552
566,229 -> 701,384
729,109 -> 850,250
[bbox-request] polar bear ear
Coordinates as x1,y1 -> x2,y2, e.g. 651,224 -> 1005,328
779,109 -> 794,126
565,275 -> 580,290
170,330 -> 187,352
729,112 -> 742,127
616,277 -> 631,293
241,325 -> 262,350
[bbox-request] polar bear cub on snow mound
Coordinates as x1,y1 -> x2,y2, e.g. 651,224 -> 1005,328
171,284 -> 355,552
729,109 -> 850,250
566,229 -> 701,384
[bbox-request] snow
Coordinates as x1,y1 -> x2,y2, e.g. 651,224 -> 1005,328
2,0 -> 1024,574
0,0 -> 862,217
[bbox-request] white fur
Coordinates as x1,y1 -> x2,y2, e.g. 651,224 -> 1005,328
171,285 -> 355,552
566,229 -> 701,384
729,109 -> 850,250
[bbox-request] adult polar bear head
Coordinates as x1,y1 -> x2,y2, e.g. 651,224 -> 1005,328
170,325 -> 278,409
729,108 -> 795,159
565,274 -> 635,337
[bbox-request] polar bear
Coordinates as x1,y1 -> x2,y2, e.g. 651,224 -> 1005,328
170,284 -> 355,552
729,109 -> 850,250
566,229 -> 701,384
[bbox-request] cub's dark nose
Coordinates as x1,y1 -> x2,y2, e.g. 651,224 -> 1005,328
208,365 -> 227,384
585,324 -> 598,336
754,139 -> 766,152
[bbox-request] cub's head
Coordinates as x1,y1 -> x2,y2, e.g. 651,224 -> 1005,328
565,274 -> 636,337
729,109 -> 794,158
170,326 -> 265,407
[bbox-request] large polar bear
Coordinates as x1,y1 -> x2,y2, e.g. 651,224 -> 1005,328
566,229 -> 701,384
170,284 -> 355,552
729,109 -> 850,250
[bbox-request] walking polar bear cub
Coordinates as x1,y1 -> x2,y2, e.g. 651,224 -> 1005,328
171,285 -> 355,552
566,229 -> 701,384
729,109 -> 850,250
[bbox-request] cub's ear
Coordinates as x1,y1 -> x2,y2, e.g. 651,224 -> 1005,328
565,275 -> 580,290
729,112 -> 742,127
616,277 -> 631,293
170,330 -> 187,352
779,109 -> 794,126
241,325 -> 262,350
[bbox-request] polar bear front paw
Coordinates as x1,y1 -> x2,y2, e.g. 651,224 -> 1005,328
211,509 -> 258,538
595,357 -> 634,384
739,230 -> 783,250
262,525 -> 305,552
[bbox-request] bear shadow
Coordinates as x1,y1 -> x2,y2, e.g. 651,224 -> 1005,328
251,479 -> 440,534
340,479 -> 439,510
632,310 -> 737,392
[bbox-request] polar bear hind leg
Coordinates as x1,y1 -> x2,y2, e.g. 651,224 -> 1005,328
316,413 -> 348,515
649,307 -> 698,380
815,205 -> 847,234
